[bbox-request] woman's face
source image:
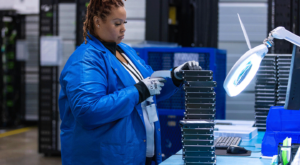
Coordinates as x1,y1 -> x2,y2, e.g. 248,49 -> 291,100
94,6 -> 127,44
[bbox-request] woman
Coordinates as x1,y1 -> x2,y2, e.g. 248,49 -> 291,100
58,0 -> 201,164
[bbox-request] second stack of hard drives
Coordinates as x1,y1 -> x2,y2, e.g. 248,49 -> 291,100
254,55 -> 277,130
180,70 -> 217,165
254,54 -> 292,131
276,55 -> 292,106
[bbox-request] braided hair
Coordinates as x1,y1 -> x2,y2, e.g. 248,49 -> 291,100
83,0 -> 126,44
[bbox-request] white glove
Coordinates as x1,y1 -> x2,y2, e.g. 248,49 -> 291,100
141,77 -> 166,95
174,61 -> 202,80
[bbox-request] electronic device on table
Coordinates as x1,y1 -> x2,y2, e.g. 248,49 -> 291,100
215,136 -> 242,149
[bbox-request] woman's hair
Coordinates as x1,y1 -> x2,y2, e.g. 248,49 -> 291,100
83,0 -> 126,43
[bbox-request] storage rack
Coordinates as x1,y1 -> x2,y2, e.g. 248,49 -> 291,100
180,70 -> 216,165
268,0 -> 300,54
38,0 -> 60,155
0,12 -> 26,127
146,0 -> 218,48
76,0 -> 90,46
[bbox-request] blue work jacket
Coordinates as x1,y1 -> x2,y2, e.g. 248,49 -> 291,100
58,33 -> 181,165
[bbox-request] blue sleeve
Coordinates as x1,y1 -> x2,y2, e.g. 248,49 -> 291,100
61,52 -> 139,130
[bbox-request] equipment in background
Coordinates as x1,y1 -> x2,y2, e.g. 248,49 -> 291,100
0,12 -> 26,128
180,70 -> 217,165
145,0 -> 218,48
268,0 -> 300,54
38,0 -> 60,156
215,137 -> 242,149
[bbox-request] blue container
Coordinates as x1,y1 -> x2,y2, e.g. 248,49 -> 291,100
262,106 -> 300,156
133,47 -> 227,119
157,109 -> 184,161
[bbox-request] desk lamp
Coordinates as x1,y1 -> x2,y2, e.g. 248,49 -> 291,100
223,14 -> 300,102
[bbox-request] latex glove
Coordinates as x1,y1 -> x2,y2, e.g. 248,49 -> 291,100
174,61 -> 202,80
141,77 -> 166,95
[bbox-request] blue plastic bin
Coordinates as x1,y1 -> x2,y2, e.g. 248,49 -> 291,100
262,106 -> 300,156
157,109 -> 184,161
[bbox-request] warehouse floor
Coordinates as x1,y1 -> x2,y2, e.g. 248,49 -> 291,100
0,127 -> 62,165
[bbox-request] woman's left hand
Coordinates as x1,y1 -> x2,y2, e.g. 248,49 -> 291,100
173,61 -> 202,80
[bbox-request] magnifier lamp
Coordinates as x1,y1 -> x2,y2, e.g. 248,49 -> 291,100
223,14 -> 300,97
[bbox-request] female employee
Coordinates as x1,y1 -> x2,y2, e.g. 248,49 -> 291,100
58,0 -> 201,165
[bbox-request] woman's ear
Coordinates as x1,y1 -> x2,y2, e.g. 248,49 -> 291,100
93,16 -> 100,28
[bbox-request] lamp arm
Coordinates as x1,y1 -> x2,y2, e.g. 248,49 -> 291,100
271,27 -> 300,47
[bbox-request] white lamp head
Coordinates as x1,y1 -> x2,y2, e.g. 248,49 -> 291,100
223,44 -> 269,97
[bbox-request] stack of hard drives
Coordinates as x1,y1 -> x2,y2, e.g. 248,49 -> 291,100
180,70 -> 217,165
276,55 -> 292,106
254,55 -> 277,131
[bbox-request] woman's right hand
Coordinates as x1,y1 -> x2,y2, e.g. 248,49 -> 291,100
141,77 -> 166,95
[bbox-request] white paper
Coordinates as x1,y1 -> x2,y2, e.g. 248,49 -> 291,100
151,70 -> 171,78
40,36 -> 62,66
146,104 -> 158,123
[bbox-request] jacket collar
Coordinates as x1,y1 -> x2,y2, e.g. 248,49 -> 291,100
86,32 -> 151,87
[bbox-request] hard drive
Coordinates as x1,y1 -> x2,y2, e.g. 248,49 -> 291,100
277,66 -> 290,70
185,114 -> 215,120
255,119 -> 267,124
277,70 -> 290,74
184,161 -> 217,165
255,100 -> 276,104
180,120 -> 215,128
183,145 -> 215,152
184,87 -> 215,93
182,139 -> 214,146
255,112 -> 269,116
255,107 -> 270,111
185,92 -> 216,98
255,88 -> 277,92
185,109 -> 216,114
185,98 -> 216,104
182,134 -> 214,140
256,73 -> 276,78
183,76 -> 213,82
255,109 -> 269,113
184,156 -> 216,162
255,80 -> 277,84
257,70 -> 276,74
255,96 -> 276,100
255,92 -> 276,96
186,103 -> 216,109
183,151 -> 215,157
277,62 -> 291,66
255,84 -> 277,88
278,78 -> 289,81
180,70 -> 213,77
254,122 -> 266,127
259,66 -> 276,70
181,128 -> 214,135
255,115 -> 267,120
255,105 -> 274,109
183,76 -> 213,81
186,81 -> 217,87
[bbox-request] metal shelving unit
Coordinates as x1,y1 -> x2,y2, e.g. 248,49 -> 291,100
38,0 -> 60,155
